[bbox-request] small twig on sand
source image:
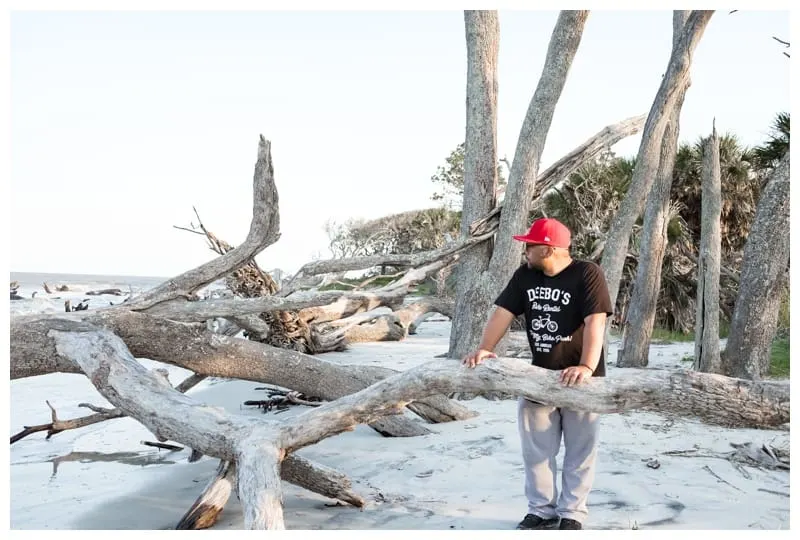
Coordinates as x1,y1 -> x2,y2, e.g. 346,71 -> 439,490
141,440 -> 184,451
702,465 -> 743,492
758,488 -> 789,498
10,375 -> 207,445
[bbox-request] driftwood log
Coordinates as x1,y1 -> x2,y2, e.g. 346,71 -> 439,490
10,315 -> 789,529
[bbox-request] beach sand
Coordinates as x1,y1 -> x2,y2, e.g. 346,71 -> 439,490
9,315 -> 790,530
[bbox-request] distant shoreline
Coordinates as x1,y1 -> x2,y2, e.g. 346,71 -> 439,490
10,271 -> 170,282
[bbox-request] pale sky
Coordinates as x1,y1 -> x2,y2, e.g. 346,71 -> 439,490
9,8 -> 791,277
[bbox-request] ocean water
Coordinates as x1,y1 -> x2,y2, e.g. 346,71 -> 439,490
10,271 -> 169,297
8,271 -> 231,316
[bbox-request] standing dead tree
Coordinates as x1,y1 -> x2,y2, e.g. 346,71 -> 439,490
617,11 -> 693,368
694,124 -> 723,373
449,10 -> 590,359
721,153 -> 790,379
600,11 -> 714,329
450,10 -> 501,360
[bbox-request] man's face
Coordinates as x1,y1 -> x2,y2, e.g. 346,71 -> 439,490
525,243 -> 550,270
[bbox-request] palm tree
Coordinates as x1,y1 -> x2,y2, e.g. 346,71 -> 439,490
670,133 -> 756,254
752,112 -> 790,172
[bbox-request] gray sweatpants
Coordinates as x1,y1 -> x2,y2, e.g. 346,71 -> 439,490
517,397 -> 600,523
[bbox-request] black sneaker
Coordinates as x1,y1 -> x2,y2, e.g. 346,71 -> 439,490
516,513 -> 560,530
559,518 -> 583,530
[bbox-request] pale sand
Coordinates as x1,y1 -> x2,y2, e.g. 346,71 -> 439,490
9,319 -> 790,530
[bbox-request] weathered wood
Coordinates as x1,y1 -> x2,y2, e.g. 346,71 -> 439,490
601,11 -> 714,311
318,312 -> 406,343
469,114 -> 646,237
176,460 -> 237,530
128,135 -> 281,311
694,123 -> 722,373
143,290 -> 349,322
393,296 -> 454,330
287,232 -> 493,282
721,153 -> 790,379
10,312 -> 465,437
449,10 -> 590,359
7,368 -> 205,443
280,454 -> 365,509
452,10 -> 500,363
298,289 -> 405,324
236,437 -> 284,529
618,11 -> 692,368
10,317 -> 789,530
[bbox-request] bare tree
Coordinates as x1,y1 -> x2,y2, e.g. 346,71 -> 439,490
721,153 -> 790,379
617,11 -> 692,368
694,124 -> 722,373
450,10 -> 501,357
448,10 -> 590,359
600,11 -> 714,333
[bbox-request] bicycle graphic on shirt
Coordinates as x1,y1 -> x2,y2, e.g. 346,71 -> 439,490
531,313 -> 559,333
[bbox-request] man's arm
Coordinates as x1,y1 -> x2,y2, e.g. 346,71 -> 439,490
579,312 -> 606,373
462,306 -> 516,368
560,312 -> 606,386
478,306 -> 517,351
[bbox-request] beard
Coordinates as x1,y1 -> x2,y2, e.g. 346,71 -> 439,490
527,259 -> 544,271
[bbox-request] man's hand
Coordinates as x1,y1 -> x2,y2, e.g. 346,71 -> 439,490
462,349 -> 497,369
560,365 -> 592,387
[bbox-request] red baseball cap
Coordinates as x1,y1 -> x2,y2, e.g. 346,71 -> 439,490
513,218 -> 571,248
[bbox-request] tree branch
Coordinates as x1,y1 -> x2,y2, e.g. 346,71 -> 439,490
278,358 -> 789,453
129,135 -> 281,311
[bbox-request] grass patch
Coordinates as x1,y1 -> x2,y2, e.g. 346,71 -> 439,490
650,327 -> 694,343
769,337 -> 790,378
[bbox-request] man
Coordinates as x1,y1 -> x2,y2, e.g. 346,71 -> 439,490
463,218 -> 612,531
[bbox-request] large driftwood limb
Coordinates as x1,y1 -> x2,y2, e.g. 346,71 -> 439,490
140,289 -> 412,323
10,312 -> 463,437
393,296 -> 455,330
37,321 -> 286,528
298,289 -> 406,324
286,232 -> 494,283
10,371 -> 206,444
601,11 -> 714,310
468,114 -> 647,237
128,136 -> 281,311
176,460 -> 237,530
281,454 -> 366,509
10,316 -> 789,529
278,357 -> 789,454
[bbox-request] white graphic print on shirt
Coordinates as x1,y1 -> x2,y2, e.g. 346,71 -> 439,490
526,287 -> 573,354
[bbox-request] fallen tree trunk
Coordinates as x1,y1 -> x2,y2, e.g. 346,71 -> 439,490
11,314 -> 788,529
316,312 -> 407,343
176,454 -> 365,530
11,310 -> 474,436
393,296 -> 455,331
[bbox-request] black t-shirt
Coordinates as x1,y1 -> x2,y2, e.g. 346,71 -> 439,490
494,260 -> 613,377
